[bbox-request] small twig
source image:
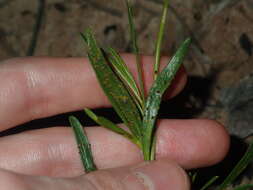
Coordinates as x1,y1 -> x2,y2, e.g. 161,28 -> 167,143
26,0 -> 45,56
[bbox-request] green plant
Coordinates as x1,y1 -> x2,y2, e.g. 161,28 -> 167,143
71,0 -> 191,164
69,0 -> 253,189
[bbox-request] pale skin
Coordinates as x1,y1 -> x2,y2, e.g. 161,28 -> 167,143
0,55 -> 230,190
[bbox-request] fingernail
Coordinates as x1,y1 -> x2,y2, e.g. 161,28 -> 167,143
131,160 -> 189,190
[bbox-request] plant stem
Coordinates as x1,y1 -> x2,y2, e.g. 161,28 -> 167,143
154,0 -> 170,80
126,0 -> 146,104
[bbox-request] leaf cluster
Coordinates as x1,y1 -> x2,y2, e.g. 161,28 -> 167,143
68,0 -> 253,190
70,0 -> 191,164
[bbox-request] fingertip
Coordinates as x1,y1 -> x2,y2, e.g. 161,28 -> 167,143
156,119 -> 230,169
200,119 -> 230,165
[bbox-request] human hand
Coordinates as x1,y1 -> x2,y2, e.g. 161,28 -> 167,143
0,55 -> 229,189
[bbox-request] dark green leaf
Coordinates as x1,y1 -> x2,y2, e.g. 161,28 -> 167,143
84,108 -> 141,147
142,38 -> 192,160
107,47 -> 143,114
81,29 -> 142,139
69,116 -> 97,173
189,172 -> 198,184
233,184 -> 253,190
200,176 -> 219,190
216,142 -> 253,190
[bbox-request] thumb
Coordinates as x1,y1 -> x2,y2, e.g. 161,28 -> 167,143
84,159 -> 190,190
0,159 -> 190,190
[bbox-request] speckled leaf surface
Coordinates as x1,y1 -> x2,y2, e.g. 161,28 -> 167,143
107,47 -> 143,114
142,38 -> 192,160
69,116 -> 97,173
81,29 -> 142,138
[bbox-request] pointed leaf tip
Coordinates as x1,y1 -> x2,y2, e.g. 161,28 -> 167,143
84,108 -> 98,121
68,116 -> 97,173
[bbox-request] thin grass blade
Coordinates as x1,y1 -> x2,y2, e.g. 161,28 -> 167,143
216,142 -> 253,190
200,176 -> 219,190
233,184 -> 253,190
189,172 -> 198,184
81,29 -> 142,139
154,0 -> 170,80
142,38 -> 191,160
150,134 -> 157,161
107,47 -> 143,114
84,108 -> 141,147
69,116 -> 97,173
126,0 -> 145,102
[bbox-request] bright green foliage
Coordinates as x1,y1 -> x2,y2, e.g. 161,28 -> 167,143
69,116 -> 97,173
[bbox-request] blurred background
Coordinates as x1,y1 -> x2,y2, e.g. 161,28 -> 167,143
0,0 -> 253,186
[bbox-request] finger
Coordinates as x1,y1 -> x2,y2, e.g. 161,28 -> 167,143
0,159 -> 189,190
0,119 -> 229,177
0,55 -> 186,131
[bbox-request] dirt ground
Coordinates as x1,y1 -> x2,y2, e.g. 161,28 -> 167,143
0,0 -> 253,187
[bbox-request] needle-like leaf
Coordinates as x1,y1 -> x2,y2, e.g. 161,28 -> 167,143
142,38 -> 191,160
233,184 -> 253,190
126,0 -> 145,102
200,176 -> 219,190
107,47 -> 143,114
81,29 -> 142,139
189,172 -> 198,184
69,116 -> 97,173
84,108 -> 141,147
154,0 -> 170,80
216,142 -> 253,190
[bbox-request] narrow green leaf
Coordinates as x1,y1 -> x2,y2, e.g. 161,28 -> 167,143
200,176 -> 219,190
142,38 -> 191,160
126,0 -> 145,102
107,47 -> 143,114
154,0 -> 170,80
233,184 -> 253,190
69,116 -> 97,173
81,29 -> 142,139
84,108 -> 141,147
190,172 -> 198,184
216,142 -> 253,190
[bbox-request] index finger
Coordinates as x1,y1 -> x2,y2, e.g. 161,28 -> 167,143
0,55 -> 186,131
